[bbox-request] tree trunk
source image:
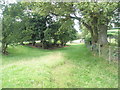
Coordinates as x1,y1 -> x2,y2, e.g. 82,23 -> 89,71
91,32 -> 98,44
89,27 -> 98,44
61,41 -> 64,46
82,21 -> 98,44
32,41 -> 36,46
2,43 -> 8,54
41,40 -> 48,49
53,39 -> 58,46
98,25 -> 108,46
41,40 -> 45,49
20,42 -> 24,45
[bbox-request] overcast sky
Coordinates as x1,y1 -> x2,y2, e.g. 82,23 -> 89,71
74,19 -> 81,33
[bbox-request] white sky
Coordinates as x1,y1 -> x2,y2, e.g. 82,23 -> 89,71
74,19 -> 81,33
9,0 -> 17,3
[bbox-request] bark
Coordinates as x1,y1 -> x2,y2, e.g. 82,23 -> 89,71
41,40 -> 45,49
41,40 -> 48,49
82,21 -> 98,43
98,25 -> 108,46
2,43 -> 8,54
92,26 -> 98,43
61,41 -> 64,46
69,15 -> 108,46
32,41 -> 36,46
91,33 -> 98,43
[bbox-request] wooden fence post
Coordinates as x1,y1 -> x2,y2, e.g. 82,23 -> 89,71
98,44 -> 100,57
109,46 -> 111,63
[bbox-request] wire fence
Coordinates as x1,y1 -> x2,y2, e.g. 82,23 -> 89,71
86,43 -> 119,63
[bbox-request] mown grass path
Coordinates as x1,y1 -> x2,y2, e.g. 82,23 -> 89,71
2,44 -> 118,88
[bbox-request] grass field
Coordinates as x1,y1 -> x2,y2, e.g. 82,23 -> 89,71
2,44 -> 118,88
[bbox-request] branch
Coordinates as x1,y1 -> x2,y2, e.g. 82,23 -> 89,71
81,20 -> 93,33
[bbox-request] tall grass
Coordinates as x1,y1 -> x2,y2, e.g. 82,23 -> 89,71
2,44 -> 118,88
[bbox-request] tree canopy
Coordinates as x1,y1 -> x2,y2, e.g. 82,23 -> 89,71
1,1 -> 119,54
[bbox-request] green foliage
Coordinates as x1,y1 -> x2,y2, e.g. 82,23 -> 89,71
58,19 -> 77,45
44,19 -> 77,46
44,22 -> 61,43
77,2 -> 118,45
107,29 -> 119,45
28,13 -> 48,43
76,33 -> 82,39
81,25 -> 89,38
2,3 -> 32,54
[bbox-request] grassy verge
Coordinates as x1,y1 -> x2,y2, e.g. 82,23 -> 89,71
2,44 -> 118,88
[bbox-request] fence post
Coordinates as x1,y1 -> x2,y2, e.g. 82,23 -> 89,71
109,46 -> 111,63
98,44 -> 100,57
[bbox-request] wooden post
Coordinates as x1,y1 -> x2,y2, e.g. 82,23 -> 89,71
109,46 -> 111,63
99,44 -> 100,57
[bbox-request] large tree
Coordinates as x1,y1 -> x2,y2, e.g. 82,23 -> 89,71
76,2 -> 118,46
2,3 -> 32,54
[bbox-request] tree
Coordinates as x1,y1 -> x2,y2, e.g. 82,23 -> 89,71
44,22 -> 61,45
28,13 -> 48,46
2,3 -> 32,54
22,2 -> 77,48
77,2 -> 118,46
58,19 -> 77,46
